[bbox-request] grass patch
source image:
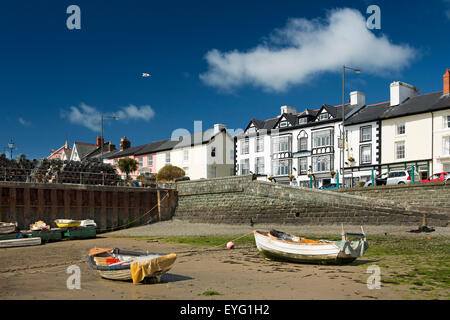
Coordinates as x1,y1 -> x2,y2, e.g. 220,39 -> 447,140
202,290 -> 221,296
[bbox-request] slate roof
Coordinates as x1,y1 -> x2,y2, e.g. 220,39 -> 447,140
101,128 -> 228,159
74,142 -> 98,160
344,91 -> 450,125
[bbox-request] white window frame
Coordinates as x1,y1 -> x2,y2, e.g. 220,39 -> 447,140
241,159 -> 250,175
312,129 -> 333,148
241,138 -> 249,155
165,152 -> 171,164
184,149 -> 189,161
443,136 -> 450,156
395,141 -> 405,159
444,115 -> 450,129
396,122 -> 406,135
272,135 -> 292,153
256,136 -> 264,153
255,157 -> 264,174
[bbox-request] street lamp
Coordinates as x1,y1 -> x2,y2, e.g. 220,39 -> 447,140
101,115 -> 119,161
8,139 -> 16,160
340,65 -> 361,185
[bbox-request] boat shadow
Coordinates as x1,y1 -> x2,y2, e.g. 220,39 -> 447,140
159,273 -> 193,283
348,259 -> 380,266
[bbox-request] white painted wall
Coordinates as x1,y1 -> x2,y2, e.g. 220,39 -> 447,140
381,114 -> 432,165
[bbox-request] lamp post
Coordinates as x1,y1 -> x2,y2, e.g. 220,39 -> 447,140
100,115 -> 119,161
8,140 -> 16,160
340,65 -> 361,186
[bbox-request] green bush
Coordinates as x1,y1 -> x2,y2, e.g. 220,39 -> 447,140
156,165 -> 185,181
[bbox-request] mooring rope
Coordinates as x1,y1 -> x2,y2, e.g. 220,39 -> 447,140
96,190 -> 170,233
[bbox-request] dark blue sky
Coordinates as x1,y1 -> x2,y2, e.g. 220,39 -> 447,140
1,0 -> 449,159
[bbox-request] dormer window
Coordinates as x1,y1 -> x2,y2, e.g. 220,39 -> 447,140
279,121 -> 288,128
299,117 -> 307,124
318,113 -> 329,121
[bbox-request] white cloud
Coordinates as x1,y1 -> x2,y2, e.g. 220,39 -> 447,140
18,117 -> 31,126
61,103 -> 155,132
200,8 -> 417,92
116,104 -> 155,121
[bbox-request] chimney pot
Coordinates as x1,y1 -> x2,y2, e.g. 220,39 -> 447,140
390,81 -> 419,106
350,91 -> 366,107
213,123 -> 226,134
120,136 -> 130,151
96,136 -> 103,147
444,69 -> 450,95
280,105 -> 296,115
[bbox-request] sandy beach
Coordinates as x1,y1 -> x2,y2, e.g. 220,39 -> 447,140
1,220 -> 448,300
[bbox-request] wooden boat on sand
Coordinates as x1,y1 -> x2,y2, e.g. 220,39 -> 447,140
54,219 -> 81,228
0,222 -> 17,234
88,248 -> 177,284
0,237 -> 41,248
253,228 -> 368,265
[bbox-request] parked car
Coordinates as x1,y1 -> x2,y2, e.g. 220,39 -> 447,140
319,183 -> 341,190
385,169 -> 419,185
364,172 -> 389,187
421,172 -> 450,183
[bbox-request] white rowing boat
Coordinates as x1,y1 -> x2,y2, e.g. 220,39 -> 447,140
253,228 -> 368,265
0,237 -> 41,248
0,222 -> 17,234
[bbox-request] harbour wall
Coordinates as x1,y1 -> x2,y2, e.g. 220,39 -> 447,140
175,175 -> 450,227
0,182 -> 177,231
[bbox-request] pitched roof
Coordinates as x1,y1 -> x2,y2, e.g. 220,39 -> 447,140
344,91 -> 450,125
381,91 -> 448,119
344,101 -> 391,125
73,142 -> 98,160
103,128 -> 229,159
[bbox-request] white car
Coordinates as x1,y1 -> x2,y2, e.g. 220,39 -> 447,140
385,170 -> 418,185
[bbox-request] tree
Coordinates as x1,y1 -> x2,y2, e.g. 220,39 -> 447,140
156,165 -> 185,181
118,158 -> 138,181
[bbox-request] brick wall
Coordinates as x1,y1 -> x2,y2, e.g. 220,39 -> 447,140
175,175 -> 449,226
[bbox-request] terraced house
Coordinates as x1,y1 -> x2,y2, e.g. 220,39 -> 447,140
344,69 -> 450,183
236,68 -> 450,187
236,97 -> 365,188
99,124 -> 235,181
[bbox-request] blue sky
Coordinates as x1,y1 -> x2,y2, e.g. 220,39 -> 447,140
0,0 -> 449,159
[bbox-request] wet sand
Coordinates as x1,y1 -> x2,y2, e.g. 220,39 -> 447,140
0,236 -> 424,300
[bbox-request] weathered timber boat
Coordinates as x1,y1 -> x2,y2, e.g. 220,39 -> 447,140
253,228 -> 368,265
54,219 -> 81,228
0,237 -> 41,248
88,248 -> 177,284
0,222 -> 17,234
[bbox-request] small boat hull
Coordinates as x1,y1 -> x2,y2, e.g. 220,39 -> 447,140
0,222 -> 17,235
55,219 -> 81,228
0,237 -> 41,248
254,230 -> 368,265
89,248 -> 177,283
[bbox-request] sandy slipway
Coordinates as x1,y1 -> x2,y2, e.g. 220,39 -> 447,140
105,219 -> 450,238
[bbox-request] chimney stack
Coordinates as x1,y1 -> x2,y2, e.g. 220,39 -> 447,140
350,91 -> 366,107
96,136 -> 104,147
213,123 -> 226,134
444,69 -> 450,95
390,81 -> 419,106
280,105 -> 296,115
120,136 -> 130,151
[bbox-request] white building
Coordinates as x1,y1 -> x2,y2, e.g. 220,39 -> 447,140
344,69 -> 450,183
236,98 -> 364,188
104,124 -> 235,181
